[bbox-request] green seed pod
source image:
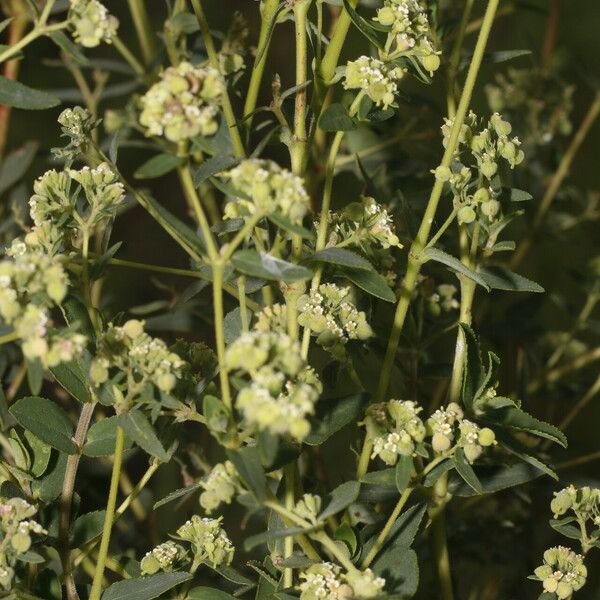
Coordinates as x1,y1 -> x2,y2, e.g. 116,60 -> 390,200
11,532 -> 31,553
421,53 -> 441,74
478,427 -> 496,447
89,359 -> 109,386
480,161 -> 498,179
481,199 -> 500,218
140,553 -> 161,575
433,165 -> 452,182
473,187 -> 490,204
458,206 -> 476,224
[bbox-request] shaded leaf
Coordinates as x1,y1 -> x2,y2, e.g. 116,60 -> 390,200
319,103 -> 356,132
101,572 -> 192,600
479,266 -> 544,293
423,247 -> 490,290
453,448 -> 483,494
134,153 -> 185,179
0,76 -> 60,109
193,155 -> 239,186
395,455 -> 413,493
310,247 -> 373,271
305,394 -> 364,445
232,250 -> 312,282
341,268 -> 396,302
319,481 -> 361,520
119,410 -> 170,462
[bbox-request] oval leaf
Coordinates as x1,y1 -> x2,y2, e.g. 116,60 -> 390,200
101,572 -> 192,600
0,76 -> 60,109
232,250 -> 312,282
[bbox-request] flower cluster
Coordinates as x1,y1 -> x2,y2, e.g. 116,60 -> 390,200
218,11 -> 248,75
533,546 -> 587,599
30,163 -> 125,236
299,563 -> 385,600
551,485 -> 600,526
344,56 -> 405,110
68,0 -> 118,48
434,111 -> 524,224
364,400 -> 426,465
54,106 -> 98,160
297,284 -> 373,357
486,67 -> 574,147
323,196 -> 402,253
89,319 -> 186,398
222,159 -> 310,224
253,303 -> 288,334
140,541 -> 186,575
373,0 -> 440,73
426,283 -> 459,316
176,516 -> 234,569
294,494 -> 322,525
225,331 -> 322,440
199,461 -> 243,513
0,239 -> 85,366
0,498 -> 47,590
427,403 -> 495,462
139,62 -> 224,142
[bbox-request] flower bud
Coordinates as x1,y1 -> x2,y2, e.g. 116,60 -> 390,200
432,432 -> 452,453
433,165 -> 452,182
480,161 -> 498,179
458,206 -> 476,224
478,427 -> 496,447
11,532 -> 31,553
480,199 -> 500,218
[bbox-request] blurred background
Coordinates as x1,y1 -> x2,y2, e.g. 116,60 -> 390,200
2,0 -> 599,598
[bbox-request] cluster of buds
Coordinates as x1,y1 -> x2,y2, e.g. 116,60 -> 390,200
225,331 -> 322,440
221,159 -> 310,224
199,461 -> 243,514
140,541 -> 186,575
486,67 -> 574,147
139,62 -> 224,142
29,163 -> 125,238
344,56 -> 405,110
54,106 -> 98,160
0,240 -> 86,367
427,403 -> 495,462
175,516 -> 234,569
364,400 -> 426,465
323,196 -> 402,254
533,546 -> 587,599
294,494 -> 322,525
433,111 -> 524,224
426,283 -> 459,316
373,0 -> 440,73
89,319 -> 186,397
551,485 -> 600,527
68,0 -> 118,48
297,284 -> 373,358
0,498 -> 47,590
299,563 -> 385,600
253,303 -> 288,334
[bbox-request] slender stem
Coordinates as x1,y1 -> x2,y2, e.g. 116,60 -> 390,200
127,0 -> 156,66
528,346 -> 600,394
426,207 -> 459,250
89,427 -> 125,600
432,477 -> 454,600
375,0 -> 501,405
0,332 -> 18,345
511,93 -> 600,269
541,0 -> 560,69
220,213 -> 263,263
0,19 -> 69,65
361,488 -> 412,569
177,166 -> 218,260
238,277 -> 249,332
557,450 -> 600,471
243,0 -> 279,121
212,262 -> 232,411
283,464 -> 296,588
112,35 -> 145,77
190,0 -> 245,158
558,374 -> 600,433
60,402 -> 96,600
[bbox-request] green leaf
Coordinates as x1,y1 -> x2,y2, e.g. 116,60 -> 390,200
134,153 -> 185,179
453,448 -> 483,494
479,266 -> 544,293
226,446 -> 267,501
360,468 -> 396,486
395,455 -> 413,493
0,140 -> 38,195
334,522 -> 358,556
268,213 -> 315,239
22,431 -> 51,478
9,397 -> 76,454
499,436 -> 558,481
342,0 -> 383,49
319,103 -> 356,132
223,307 -> 252,344
305,394 -> 364,445
341,268 -> 396,302
484,406 -> 567,447
33,451 -> 67,501
310,247 -> 373,271
83,416 -> 132,457
48,31 -> 90,66
0,76 -> 60,109
50,359 -> 92,404
188,588 -> 236,600
193,155 -> 239,186
549,517 -> 581,540
460,323 -> 484,411
244,526 -> 313,552
505,188 -> 532,202
153,482 -> 202,510
101,572 -> 192,600
423,247 -> 490,291
372,548 -> 419,596
119,410 -> 170,462
72,510 -> 106,547
319,481 -> 361,520
26,358 -> 43,395
491,241 -> 516,252
231,250 -> 312,282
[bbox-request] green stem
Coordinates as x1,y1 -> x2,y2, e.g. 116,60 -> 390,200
212,262 -> 232,411
112,35 -> 146,77
0,19 -> 68,65
0,331 -> 18,345
127,0 -> 156,66
426,207 -> 459,250
237,277 -> 249,332
243,0 -> 279,121
89,427 -> 125,600
283,464 -> 296,588
431,474 -> 453,600
375,0 -> 501,405
190,0 -> 245,158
